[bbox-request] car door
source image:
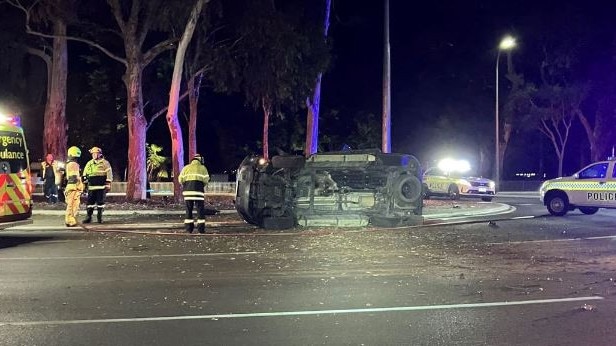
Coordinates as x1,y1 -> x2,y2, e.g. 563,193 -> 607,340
568,162 -> 610,207
424,168 -> 449,194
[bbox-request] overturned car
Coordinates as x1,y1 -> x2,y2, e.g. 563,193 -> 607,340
235,149 -> 424,229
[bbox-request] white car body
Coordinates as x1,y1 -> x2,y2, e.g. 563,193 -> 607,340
539,158 -> 616,216
423,167 -> 495,201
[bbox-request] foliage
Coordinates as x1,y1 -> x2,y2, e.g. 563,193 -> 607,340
146,143 -> 169,181
228,0 -> 330,113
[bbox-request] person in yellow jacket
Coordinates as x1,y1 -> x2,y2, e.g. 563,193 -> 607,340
64,146 -> 84,227
82,146 -> 112,223
41,153 -> 63,203
178,154 -> 210,233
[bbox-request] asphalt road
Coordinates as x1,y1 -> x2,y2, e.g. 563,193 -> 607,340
1,197 -> 615,345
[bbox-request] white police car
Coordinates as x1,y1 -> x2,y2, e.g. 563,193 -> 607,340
422,159 -> 496,202
540,158 -> 616,216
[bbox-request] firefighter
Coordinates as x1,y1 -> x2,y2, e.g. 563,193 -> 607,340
82,146 -> 112,223
64,146 -> 83,227
178,154 -> 210,233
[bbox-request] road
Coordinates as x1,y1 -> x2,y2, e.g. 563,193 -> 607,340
1,197 -> 615,345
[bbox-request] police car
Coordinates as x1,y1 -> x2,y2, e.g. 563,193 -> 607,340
422,159 -> 495,202
540,158 -> 616,216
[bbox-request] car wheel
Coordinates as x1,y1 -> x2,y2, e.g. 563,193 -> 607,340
546,193 -> 569,216
481,196 -> 493,202
579,207 -> 599,215
393,175 -> 422,205
448,185 -> 460,200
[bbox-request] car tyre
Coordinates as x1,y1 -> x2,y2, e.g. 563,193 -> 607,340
393,175 -> 422,205
579,207 -> 599,215
546,193 -> 569,216
481,196 -> 493,202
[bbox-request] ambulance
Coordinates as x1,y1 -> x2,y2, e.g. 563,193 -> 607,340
0,113 -> 33,229
540,157 -> 616,216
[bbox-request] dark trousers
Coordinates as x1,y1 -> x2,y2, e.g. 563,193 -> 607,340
86,189 -> 107,222
44,180 -> 58,203
185,200 -> 206,232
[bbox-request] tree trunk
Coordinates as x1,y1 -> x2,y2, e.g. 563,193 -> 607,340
165,0 -> 206,201
557,152 -> 564,177
124,64 -> 148,200
304,0 -> 331,157
262,97 -> 272,160
305,73 -> 321,157
188,74 -> 201,159
577,110 -> 600,162
43,19 -> 68,160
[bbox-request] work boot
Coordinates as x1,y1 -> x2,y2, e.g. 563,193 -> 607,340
83,208 -> 93,224
197,220 -> 206,234
185,223 -> 194,234
97,209 -> 103,224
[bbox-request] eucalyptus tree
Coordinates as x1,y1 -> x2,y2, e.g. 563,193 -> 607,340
5,0 -> 76,160
304,0 -> 331,157
163,0 -> 208,200
230,0 -> 329,160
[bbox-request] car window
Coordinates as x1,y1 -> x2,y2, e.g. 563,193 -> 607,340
425,168 -> 445,176
613,163 -> 616,178
578,163 -> 608,179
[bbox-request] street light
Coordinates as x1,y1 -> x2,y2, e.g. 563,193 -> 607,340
495,35 -> 516,191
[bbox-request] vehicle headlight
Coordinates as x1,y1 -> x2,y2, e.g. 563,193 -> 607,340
488,181 -> 495,188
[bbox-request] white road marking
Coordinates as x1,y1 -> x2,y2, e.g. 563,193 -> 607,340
0,252 -> 258,261
510,215 -> 535,220
0,296 -> 603,326
490,235 -> 616,245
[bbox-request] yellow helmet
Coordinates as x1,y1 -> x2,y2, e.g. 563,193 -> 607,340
89,146 -> 102,154
67,146 -> 81,158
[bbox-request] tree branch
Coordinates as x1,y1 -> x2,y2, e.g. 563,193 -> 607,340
107,0 -> 127,34
143,38 -> 177,66
146,89 -> 190,131
9,0 -> 127,65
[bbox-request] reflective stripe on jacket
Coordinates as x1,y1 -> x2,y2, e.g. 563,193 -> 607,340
179,160 -> 210,200
83,158 -> 112,190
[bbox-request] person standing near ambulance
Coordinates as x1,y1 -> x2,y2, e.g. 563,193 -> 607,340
42,153 -> 62,203
178,154 -> 210,233
64,146 -> 83,227
82,146 -> 112,223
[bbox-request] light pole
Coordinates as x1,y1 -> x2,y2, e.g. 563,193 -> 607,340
495,35 -> 516,191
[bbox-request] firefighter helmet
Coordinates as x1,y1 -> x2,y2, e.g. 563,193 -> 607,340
89,146 -> 102,154
192,154 -> 204,164
67,146 -> 81,158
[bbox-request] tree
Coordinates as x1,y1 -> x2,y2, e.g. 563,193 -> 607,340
6,0 -> 74,160
232,0 -> 329,160
163,0 -> 207,201
304,0 -> 331,157
528,84 -> 585,177
146,143 -> 168,181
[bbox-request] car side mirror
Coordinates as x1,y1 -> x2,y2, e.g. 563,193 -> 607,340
573,173 -> 579,179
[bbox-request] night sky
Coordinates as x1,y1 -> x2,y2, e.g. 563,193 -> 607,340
2,0 -> 616,177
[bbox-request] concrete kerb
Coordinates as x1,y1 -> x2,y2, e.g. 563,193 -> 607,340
29,202 -> 516,234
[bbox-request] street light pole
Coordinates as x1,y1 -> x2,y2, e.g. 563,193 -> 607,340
495,36 -> 516,191
495,50 -> 502,191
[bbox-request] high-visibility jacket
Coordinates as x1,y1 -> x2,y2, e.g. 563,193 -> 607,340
83,158 -> 112,190
65,160 -> 83,192
42,160 -> 63,185
178,160 -> 210,200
